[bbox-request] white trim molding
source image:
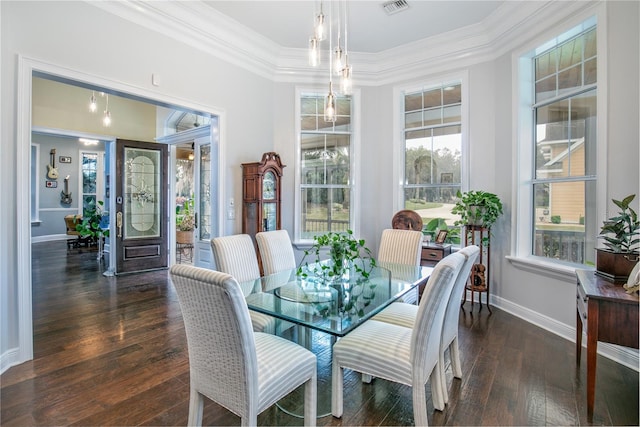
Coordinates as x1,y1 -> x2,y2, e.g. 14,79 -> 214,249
86,0 -> 602,87
491,294 -> 639,372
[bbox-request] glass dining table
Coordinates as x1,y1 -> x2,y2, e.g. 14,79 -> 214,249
239,259 -> 433,417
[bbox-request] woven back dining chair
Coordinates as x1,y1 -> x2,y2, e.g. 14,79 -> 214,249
169,265 -> 317,426
331,252 -> 465,426
256,230 -> 296,276
372,245 -> 480,404
210,234 -> 276,334
378,228 -> 424,304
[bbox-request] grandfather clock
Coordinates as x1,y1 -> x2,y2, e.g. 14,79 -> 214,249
241,152 -> 285,240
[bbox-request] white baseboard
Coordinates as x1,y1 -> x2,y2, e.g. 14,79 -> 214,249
32,234 -> 68,243
490,294 -> 639,372
0,347 -> 22,375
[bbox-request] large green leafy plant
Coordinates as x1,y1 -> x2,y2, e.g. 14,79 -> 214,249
75,200 -> 110,241
297,230 -> 377,317
451,190 -> 503,227
599,194 -> 639,253
297,229 -> 376,280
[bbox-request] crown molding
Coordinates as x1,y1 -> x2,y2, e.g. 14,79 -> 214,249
87,0 -> 601,87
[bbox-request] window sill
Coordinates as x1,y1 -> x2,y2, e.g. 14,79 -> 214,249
505,255 -> 593,282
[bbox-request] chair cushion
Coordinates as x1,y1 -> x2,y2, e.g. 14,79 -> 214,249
254,332 -> 316,411
333,319 -> 413,385
372,301 -> 418,328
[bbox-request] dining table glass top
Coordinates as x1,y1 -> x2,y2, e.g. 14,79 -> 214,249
241,259 -> 433,337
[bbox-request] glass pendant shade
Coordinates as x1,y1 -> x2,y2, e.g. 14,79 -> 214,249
324,82 -> 337,122
89,92 -> 97,112
340,63 -> 352,95
103,110 -> 111,127
102,95 -> 111,126
333,45 -> 344,75
309,37 -> 320,67
314,12 -> 325,41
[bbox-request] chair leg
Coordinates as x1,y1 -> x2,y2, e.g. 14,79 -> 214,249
439,350 -> 449,405
430,364 -> 445,411
450,336 -> 462,378
241,411 -> 258,427
304,371 -> 317,427
187,390 -> 204,426
412,383 -> 429,426
331,361 -> 344,418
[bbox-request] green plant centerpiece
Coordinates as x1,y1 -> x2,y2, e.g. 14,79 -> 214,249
297,230 -> 377,317
596,194 -> 639,281
451,190 -> 504,228
75,200 -> 110,242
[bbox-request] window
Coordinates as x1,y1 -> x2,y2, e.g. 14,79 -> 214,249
401,82 -> 462,232
81,151 -> 104,216
296,91 -> 354,241
525,23 -> 598,265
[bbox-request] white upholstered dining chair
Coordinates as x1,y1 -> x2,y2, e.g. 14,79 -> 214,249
377,228 -> 424,304
331,252 -> 465,426
169,265 -> 317,426
372,245 -> 480,404
256,230 -> 296,276
210,234 -> 277,334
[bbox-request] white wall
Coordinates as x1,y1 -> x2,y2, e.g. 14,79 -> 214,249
1,0 -> 638,372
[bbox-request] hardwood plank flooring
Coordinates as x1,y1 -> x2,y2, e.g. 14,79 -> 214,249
1,241 -> 638,426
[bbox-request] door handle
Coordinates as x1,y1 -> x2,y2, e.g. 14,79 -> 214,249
116,211 -> 123,238
195,212 -> 198,229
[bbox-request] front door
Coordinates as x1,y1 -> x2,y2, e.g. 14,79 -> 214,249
115,139 -> 168,274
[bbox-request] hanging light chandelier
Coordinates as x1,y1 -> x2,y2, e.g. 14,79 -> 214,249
309,0 -> 352,122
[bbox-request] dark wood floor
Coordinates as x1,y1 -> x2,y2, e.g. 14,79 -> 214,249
1,241 -> 638,426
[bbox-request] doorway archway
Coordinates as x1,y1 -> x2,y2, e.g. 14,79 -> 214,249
15,56 -> 225,366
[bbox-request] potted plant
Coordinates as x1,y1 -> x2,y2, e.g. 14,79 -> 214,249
176,197 -> 195,244
596,194 -> 639,281
297,229 -> 376,281
451,190 -> 504,228
75,200 -> 110,242
297,229 -> 377,316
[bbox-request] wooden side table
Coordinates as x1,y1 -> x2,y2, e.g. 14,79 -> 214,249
575,269 -> 639,420
420,242 -> 452,266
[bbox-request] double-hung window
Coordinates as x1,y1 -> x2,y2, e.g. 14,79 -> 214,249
401,82 -> 463,234
296,91 -> 354,241
523,22 -> 598,265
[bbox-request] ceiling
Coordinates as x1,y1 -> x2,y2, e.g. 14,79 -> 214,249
202,0 -> 504,53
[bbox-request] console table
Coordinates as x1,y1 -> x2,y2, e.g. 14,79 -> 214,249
575,269 -> 639,419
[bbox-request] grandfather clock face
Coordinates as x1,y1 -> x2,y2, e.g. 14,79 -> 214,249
262,171 -> 276,200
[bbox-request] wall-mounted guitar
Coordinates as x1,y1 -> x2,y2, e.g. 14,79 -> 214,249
47,148 -> 59,180
61,175 -> 72,205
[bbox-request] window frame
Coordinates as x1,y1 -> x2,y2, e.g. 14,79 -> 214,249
511,12 -> 608,277
294,87 -> 361,245
392,72 -> 470,220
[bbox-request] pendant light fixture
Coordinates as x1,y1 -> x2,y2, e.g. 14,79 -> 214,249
89,91 -> 97,113
324,1 -> 336,122
309,0 -> 353,101
102,94 -> 112,127
333,1 -> 344,75
340,1 -> 352,95
314,1 -> 325,41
